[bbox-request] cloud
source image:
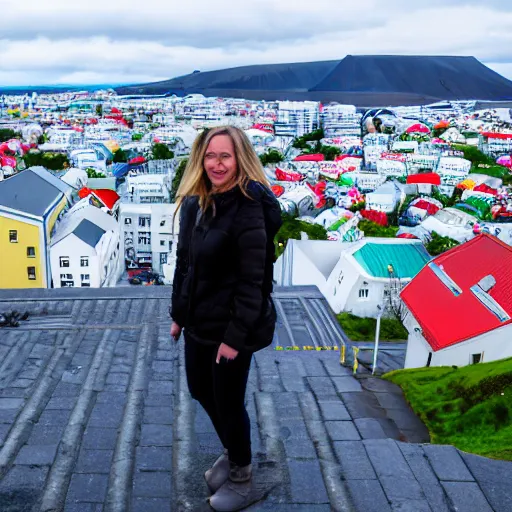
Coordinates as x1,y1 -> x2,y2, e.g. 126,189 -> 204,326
1,1 -> 512,86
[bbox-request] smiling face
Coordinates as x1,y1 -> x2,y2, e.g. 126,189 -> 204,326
203,134 -> 238,191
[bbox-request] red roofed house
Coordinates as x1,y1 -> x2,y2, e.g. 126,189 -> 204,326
400,234 -> 512,368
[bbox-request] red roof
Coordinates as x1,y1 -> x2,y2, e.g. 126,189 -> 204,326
78,187 -> 120,210
294,153 -> 325,162
406,173 -> 441,185
481,132 -> 512,140
401,234 -> 512,351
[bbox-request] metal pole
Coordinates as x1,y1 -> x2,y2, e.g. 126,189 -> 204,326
372,311 -> 382,375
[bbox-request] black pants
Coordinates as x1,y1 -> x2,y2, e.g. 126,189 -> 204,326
184,335 -> 253,467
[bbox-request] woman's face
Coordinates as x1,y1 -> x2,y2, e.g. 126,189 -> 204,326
203,134 -> 238,190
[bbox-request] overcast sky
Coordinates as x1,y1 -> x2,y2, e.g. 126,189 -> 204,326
1,0 -> 512,86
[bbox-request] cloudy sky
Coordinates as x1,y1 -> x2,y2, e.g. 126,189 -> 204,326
1,0 -> 512,86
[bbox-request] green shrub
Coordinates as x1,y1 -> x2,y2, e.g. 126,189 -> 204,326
23,151 -> 70,171
259,149 -> 284,167
336,312 -> 408,341
452,144 -> 495,166
131,133 -> 143,141
318,144 -> 341,161
358,220 -> 399,238
425,231 -> 459,256
275,213 -> 327,258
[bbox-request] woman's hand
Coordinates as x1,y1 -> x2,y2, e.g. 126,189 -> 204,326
170,322 -> 182,342
216,343 -> 239,364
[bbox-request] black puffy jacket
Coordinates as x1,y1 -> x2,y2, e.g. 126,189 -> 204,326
170,180 -> 282,351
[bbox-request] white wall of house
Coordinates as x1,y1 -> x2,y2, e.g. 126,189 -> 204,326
404,313 -> 433,368
50,236 -> 99,288
404,310 -> 512,368
50,204 -> 123,287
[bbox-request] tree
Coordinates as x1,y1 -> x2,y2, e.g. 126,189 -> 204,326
131,133 -> 143,141
150,143 -> 174,160
113,148 -> 128,163
86,168 -> 106,178
0,128 -> 20,143
259,149 -> 284,167
170,158 -> 188,202
292,128 -> 325,150
95,104 -> 103,117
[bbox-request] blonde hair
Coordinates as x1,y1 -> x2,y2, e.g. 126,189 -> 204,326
175,126 -> 270,213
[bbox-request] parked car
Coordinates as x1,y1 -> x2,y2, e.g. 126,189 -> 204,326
128,271 -> 164,286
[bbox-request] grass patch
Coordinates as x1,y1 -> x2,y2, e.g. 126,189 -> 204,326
336,312 -> 408,341
384,358 -> 512,460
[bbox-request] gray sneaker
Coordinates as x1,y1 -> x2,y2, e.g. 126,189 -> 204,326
205,449 -> 230,494
209,464 -> 252,511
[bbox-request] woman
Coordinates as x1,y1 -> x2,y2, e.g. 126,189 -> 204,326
170,126 -> 282,511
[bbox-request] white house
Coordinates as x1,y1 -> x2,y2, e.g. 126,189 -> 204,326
50,205 -> 122,288
401,234 -> 512,368
125,174 -> 171,204
275,238 -> 431,318
420,207 -> 477,243
118,202 -> 178,282
365,181 -> 407,213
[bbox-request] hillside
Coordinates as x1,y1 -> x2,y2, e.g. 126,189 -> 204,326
385,358 -> 512,460
115,55 -> 512,106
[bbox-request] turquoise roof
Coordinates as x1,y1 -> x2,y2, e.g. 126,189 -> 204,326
353,242 -> 431,279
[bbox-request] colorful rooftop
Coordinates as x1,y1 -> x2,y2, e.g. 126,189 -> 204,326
401,234 -> 512,351
353,241 -> 431,279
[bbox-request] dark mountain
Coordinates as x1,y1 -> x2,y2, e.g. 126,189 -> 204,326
115,55 -> 512,107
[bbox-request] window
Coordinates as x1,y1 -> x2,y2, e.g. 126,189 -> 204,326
426,353 -> 432,367
358,288 -> 369,299
60,273 -> 73,280
472,353 -> 483,364
27,267 -> 36,280
125,218 -> 132,225
160,252 -> 168,264
59,256 -> 70,267
138,234 -> 151,245
80,257 -> 89,267
27,247 -> 36,258
160,240 -> 165,246
139,216 -> 151,228
81,274 -> 90,287
9,230 -> 18,243
160,219 -> 166,226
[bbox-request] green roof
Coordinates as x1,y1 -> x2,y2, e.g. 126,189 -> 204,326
353,242 -> 431,279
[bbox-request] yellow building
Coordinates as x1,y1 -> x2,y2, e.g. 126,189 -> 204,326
0,168 -> 71,288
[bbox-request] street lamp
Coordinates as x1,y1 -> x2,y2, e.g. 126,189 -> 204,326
372,304 -> 383,375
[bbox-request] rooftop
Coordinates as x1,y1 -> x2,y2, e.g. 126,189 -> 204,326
353,240 -> 431,279
72,218 -> 106,248
0,169 -> 64,218
0,286 -> 508,511
401,234 -> 512,350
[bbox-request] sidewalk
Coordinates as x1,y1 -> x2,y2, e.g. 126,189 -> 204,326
0,287 -> 509,511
